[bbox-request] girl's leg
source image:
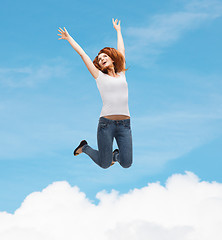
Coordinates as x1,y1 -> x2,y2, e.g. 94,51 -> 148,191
82,118 -> 115,169
115,120 -> 133,168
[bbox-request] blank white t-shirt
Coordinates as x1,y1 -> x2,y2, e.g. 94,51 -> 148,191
95,70 -> 130,118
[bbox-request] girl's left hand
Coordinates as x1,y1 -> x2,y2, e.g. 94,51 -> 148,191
57,27 -> 70,40
112,18 -> 121,31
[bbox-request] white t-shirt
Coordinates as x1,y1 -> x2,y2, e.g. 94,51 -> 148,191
95,70 -> 130,118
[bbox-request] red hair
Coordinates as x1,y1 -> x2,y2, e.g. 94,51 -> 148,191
93,47 -> 127,74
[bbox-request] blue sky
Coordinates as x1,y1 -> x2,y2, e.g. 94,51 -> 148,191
1,0 -> 222,213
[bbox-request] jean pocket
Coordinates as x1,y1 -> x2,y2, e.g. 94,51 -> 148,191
99,122 -> 108,129
123,122 -> 131,129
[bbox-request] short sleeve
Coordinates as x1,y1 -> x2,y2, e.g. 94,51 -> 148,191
95,70 -> 103,81
120,71 -> 126,77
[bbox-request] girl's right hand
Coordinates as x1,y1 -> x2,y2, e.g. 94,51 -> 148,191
112,18 -> 121,32
57,27 -> 70,40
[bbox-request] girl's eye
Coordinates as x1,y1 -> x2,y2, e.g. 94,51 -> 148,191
98,55 -> 107,62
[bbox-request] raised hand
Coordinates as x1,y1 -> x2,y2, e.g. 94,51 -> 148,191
57,27 -> 70,40
112,18 -> 121,32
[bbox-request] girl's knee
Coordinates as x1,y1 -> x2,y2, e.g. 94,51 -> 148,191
98,152 -> 112,169
119,153 -> 132,168
100,162 -> 111,169
119,157 -> 132,168
99,158 -> 112,169
121,162 -> 132,168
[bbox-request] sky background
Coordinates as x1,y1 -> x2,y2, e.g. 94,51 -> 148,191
1,0 -> 222,215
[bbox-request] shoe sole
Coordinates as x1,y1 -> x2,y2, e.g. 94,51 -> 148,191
74,140 -> 87,156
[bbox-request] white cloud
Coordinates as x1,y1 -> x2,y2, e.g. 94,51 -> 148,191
128,67 -> 222,170
125,0 -> 222,64
0,59 -> 71,88
0,172 -> 222,240
132,108 -> 222,171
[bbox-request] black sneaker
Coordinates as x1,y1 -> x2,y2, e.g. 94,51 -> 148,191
111,149 -> 119,166
73,140 -> 88,156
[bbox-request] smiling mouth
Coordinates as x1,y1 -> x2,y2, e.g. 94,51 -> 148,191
103,62 -> 107,65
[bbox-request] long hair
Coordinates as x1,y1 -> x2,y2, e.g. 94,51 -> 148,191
93,47 -> 128,74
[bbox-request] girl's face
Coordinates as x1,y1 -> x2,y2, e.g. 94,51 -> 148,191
98,53 -> 114,69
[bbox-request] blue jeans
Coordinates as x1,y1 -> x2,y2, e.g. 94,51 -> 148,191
82,117 -> 133,169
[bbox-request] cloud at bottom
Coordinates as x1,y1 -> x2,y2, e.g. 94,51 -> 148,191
0,171 -> 222,240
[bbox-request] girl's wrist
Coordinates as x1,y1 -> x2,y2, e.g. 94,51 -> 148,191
66,35 -> 72,41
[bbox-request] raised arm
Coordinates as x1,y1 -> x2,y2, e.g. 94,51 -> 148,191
57,27 -> 99,79
112,18 -> 125,62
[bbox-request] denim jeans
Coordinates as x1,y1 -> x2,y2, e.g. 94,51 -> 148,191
82,117 -> 133,169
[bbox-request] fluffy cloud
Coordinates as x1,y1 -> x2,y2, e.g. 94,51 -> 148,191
0,172 -> 222,240
0,59 -> 70,88
125,0 -> 222,64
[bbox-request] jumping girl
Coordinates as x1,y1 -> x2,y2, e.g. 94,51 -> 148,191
57,18 -> 133,169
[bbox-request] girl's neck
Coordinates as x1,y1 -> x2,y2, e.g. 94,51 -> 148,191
107,68 -> 116,77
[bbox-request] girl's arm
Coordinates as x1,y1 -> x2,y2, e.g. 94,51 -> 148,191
112,19 -> 125,68
58,27 -> 99,79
